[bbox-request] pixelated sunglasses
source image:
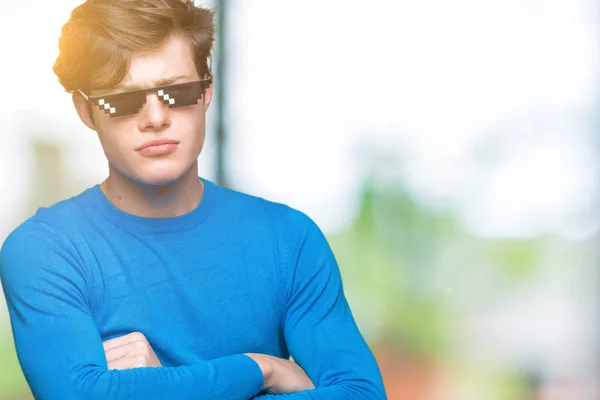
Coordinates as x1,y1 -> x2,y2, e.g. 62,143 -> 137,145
78,78 -> 212,118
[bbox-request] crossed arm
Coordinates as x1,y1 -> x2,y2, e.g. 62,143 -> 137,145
102,331 -> 315,395
0,213 -> 387,399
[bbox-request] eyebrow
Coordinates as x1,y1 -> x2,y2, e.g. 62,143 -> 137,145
99,75 -> 192,95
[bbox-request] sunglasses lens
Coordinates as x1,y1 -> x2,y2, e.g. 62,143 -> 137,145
93,91 -> 146,118
156,81 -> 206,108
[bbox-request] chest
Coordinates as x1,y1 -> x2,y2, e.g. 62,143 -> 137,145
84,233 -> 287,364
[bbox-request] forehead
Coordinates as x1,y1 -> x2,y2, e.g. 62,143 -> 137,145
120,35 -> 197,89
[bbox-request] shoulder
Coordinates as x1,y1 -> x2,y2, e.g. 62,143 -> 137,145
0,218 -> 90,307
212,182 -> 320,232
31,189 -> 92,230
0,192 -> 96,293
211,181 -> 286,221
0,220 -> 81,293
0,189 -> 92,263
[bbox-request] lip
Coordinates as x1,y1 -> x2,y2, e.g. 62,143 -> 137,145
136,138 -> 180,151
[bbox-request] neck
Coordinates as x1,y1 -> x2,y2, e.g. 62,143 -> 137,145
100,163 -> 204,218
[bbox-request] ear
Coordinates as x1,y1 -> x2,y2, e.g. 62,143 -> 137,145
72,91 -> 97,131
203,73 -> 214,111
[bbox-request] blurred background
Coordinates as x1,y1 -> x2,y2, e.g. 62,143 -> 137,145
1,0 -> 599,399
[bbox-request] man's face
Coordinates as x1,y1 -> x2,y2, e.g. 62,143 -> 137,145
79,34 -> 212,186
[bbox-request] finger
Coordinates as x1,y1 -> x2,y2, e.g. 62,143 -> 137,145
105,343 -> 132,362
105,340 -> 148,362
103,332 -> 147,351
103,332 -> 146,351
107,355 -> 148,371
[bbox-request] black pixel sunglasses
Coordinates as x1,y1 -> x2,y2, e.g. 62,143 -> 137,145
78,78 -> 212,118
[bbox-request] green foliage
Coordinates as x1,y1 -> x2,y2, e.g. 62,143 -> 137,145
0,336 -> 31,400
328,179 -> 547,359
477,239 -> 545,282
328,180 -> 458,357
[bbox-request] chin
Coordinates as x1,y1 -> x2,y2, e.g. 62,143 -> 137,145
138,174 -> 181,187
131,161 -> 192,187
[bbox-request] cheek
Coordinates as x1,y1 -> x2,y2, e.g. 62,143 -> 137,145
175,111 -> 206,144
95,118 -> 137,158
189,123 -> 207,153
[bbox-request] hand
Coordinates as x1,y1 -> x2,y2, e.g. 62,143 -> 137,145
102,332 -> 162,370
245,353 -> 315,394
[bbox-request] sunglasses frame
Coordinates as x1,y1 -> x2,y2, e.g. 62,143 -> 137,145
77,78 -> 212,118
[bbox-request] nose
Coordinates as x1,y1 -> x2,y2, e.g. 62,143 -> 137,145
138,93 -> 171,132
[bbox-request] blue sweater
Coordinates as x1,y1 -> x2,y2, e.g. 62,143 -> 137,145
0,178 -> 386,400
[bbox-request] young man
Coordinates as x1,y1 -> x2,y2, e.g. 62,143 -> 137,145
0,0 -> 387,399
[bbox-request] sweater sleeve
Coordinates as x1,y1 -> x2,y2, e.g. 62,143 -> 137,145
251,209 -> 387,399
0,221 -> 263,400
